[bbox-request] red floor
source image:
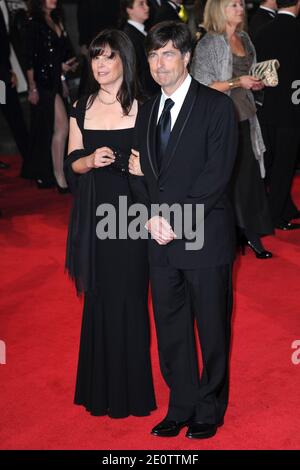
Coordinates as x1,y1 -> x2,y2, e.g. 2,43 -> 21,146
0,155 -> 300,450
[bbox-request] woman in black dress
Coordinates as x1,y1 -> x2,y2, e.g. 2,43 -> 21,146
26,0 -> 77,190
65,30 -> 156,418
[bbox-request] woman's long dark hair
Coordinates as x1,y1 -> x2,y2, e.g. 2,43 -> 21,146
87,29 -> 139,116
28,0 -> 63,24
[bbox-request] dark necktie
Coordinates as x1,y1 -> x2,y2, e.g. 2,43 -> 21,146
156,98 -> 174,171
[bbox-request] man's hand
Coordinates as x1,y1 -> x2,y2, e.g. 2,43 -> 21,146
129,149 -> 144,176
145,216 -> 177,245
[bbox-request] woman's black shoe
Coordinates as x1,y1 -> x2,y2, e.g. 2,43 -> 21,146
56,184 -> 70,194
245,240 -> 273,259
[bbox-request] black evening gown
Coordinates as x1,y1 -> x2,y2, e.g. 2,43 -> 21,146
65,97 -> 156,418
25,17 -> 73,183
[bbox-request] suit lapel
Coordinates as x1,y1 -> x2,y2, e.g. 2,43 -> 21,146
159,79 -> 198,179
146,95 -> 160,180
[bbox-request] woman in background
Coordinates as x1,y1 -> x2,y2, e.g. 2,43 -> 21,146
26,0 -> 77,191
192,0 -> 274,259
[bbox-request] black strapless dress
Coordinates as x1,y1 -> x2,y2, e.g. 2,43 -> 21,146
65,97 -> 156,418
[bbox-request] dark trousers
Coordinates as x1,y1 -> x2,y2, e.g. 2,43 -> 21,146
150,263 -> 233,424
0,83 -> 30,176
260,124 -> 300,224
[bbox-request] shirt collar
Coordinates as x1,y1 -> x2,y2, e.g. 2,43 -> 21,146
161,74 -> 192,105
168,1 -> 180,12
277,10 -> 296,18
127,20 -> 146,35
259,6 -> 276,15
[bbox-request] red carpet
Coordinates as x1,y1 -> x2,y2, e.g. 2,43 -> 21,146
0,155 -> 300,450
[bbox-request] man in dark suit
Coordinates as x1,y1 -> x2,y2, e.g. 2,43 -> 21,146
146,0 -> 166,29
0,2 -> 30,178
254,0 -> 300,229
249,0 -> 277,40
129,21 -> 237,439
121,0 -> 159,96
154,0 -> 182,24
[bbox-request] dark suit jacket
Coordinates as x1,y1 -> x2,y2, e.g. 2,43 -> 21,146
122,23 -> 159,97
154,1 -> 181,25
131,78 -> 238,269
249,7 -> 275,40
254,14 -> 300,127
146,0 -> 166,29
0,7 -> 12,83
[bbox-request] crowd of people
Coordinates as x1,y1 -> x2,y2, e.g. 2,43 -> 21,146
1,0 -> 300,440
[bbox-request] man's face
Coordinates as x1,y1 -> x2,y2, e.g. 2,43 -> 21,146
147,41 -> 190,94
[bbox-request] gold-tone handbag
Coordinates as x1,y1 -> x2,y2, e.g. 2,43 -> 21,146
250,59 -> 280,87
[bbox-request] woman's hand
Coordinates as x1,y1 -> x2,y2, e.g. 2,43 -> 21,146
251,80 -> 265,91
87,147 -> 115,168
239,75 -> 263,90
62,57 -> 79,74
28,88 -> 39,105
129,149 -> 144,176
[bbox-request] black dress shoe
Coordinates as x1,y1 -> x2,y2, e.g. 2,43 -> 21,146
0,161 -> 10,169
151,418 -> 190,437
276,222 -> 300,231
186,419 -> 224,440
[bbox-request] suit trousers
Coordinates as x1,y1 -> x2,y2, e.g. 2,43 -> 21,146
260,123 -> 300,224
150,263 -> 233,424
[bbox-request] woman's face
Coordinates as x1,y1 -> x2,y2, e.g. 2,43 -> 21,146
224,1 -> 244,27
91,46 -> 124,88
127,0 -> 149,24
44,0 -> 57,11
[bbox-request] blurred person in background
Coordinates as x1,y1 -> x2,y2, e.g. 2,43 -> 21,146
249,0 -> 277,40
25,0 -> 78,191
254,0 -> 300,230
154,0 -> 183,23
0,0 -> 30,177
120,0 -> 159,96
192,0 -> 274,258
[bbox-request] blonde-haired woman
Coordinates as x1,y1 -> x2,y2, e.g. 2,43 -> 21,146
191,0 -> 274,258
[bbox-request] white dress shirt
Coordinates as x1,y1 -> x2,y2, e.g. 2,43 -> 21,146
127,20 -> 147,36
157,74 -> 192,130
277,10 -> 296,18
259,6 -> 276,17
